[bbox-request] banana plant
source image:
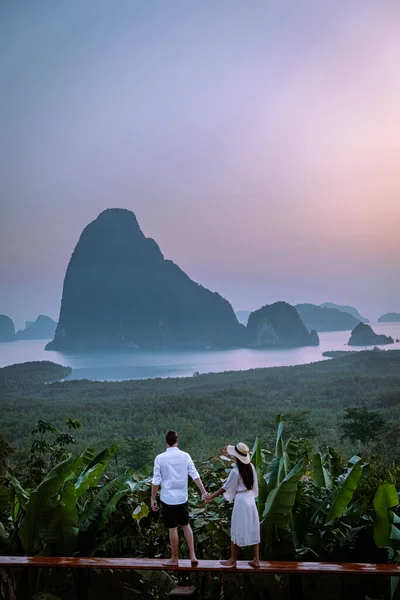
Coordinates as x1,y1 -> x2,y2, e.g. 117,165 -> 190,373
373,483 -> 400,549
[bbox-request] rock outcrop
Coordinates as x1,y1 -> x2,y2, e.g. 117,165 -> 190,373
247,302 -> 319,347
320,302 -> 369,323
0,315 -> 15,342
296,303 -> 360,332
16,315 -> 57,340
378,313 -> 400,323
348,323 -> 394,346
46,209 -> 245,350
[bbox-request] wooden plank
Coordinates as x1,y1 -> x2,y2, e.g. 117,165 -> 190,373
169,586 -> 197,596
0,557 -> 399,575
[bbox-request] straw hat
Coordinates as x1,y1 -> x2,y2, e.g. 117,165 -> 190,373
226,442 -> 251,464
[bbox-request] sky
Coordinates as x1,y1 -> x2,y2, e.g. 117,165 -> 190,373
1,0 -> 400,329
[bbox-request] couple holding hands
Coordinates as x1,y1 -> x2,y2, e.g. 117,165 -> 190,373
151,430 -> 260,568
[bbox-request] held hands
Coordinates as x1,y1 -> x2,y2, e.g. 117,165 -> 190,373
202,492 -> 212,503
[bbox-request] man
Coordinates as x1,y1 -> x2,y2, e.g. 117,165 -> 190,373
151,429 -> 207,566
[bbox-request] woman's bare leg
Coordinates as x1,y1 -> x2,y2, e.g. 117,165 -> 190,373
248,543 -> 260,568
221,542 -> 238,567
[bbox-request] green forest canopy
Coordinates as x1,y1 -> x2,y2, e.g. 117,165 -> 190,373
0,351 -> 399,467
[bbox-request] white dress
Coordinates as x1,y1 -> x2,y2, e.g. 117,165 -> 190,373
223,464 -> 260,547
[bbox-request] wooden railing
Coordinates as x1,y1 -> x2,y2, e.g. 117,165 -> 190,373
1,556 -> 399,575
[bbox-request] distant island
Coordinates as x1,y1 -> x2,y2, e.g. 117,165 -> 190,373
348,323 -> 394,346
0,314 -> 57,342
46,209 -> 246,351
247,301 -> 319,347
0,315 -> 15,342
16,315 -> 57,340
378,312 -> 400,323
296,303 -> 360,332
320,302 -> 369,323
0,361 -> 71,385
322,350 -> 358,358
322,348 -> 384,358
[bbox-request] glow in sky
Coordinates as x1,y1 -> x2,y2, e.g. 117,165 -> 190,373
1,1 -> 399,328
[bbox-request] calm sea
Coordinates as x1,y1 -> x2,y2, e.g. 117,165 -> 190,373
0,323 -> 399,382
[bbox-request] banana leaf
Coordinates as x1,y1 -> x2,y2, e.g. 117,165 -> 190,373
79,474 -> 135,533
373,483 -> 398,548
275,415 -> 285,458
75,463 -> 105,499
96,475 -> 136,532
256,470 -> 269,518
251,437 -> 263,471
132,503 -> 149,521
261,459 -> 305,530
312,453 -> 333,489
285,437 -> 300,470
326,446 -> 342,479
6,472 -> 29,510
266,456 -> 283,490
19,454 -> 84,554
83,444 -> 118,473
326,463 -> 362,524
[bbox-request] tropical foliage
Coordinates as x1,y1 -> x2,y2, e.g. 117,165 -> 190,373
0,415 -> 399,599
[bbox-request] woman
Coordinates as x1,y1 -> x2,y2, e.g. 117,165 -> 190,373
205,442 -> 260,568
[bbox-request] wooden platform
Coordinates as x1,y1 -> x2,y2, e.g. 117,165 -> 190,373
0,557 -> 399,575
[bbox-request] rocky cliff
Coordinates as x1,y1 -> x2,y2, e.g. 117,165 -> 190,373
0,315 -> 15,342
247,301 -> 319,347
296,303 -> 360,332
46,209 -> 245,350
348,323 -> 394,346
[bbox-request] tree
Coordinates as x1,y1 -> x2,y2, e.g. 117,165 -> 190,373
0,433 -> 14,478
340,408 -> 386,445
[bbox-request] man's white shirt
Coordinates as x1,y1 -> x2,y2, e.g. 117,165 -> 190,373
152,446 -> 200,505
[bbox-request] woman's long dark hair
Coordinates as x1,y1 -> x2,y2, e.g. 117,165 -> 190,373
237,459 -> 254,490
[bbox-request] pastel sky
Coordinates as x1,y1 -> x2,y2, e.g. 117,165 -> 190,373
1,0 -> 400,329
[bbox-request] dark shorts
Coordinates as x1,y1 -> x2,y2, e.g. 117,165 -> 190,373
161,501 -> 189,529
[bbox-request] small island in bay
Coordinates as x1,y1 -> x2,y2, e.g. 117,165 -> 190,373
378,312 -> 400,323
296,303 -> 360,332
247,301 -> 319,347
0,361 -> 71,385
320,302 -> 369,323
0,315 -> 15,342
15,315 -> 57,340
348,323 -> 394,346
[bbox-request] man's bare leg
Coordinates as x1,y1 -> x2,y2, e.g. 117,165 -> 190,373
163,527 -> 179,566
221,542 -> 238,567
248,543 -> 260,568
182,524 -> 198,565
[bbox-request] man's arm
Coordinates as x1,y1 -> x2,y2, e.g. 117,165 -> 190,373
187,454 -> 207,499
151,456 -> 161,511
151,484 -> 159,511
193,477 -> 207,499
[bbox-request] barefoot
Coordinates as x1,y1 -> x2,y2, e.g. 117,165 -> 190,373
190,556 -> 199,566
220,559 -> 236,568
163,558 -> 179,567
248,559 -> 260,568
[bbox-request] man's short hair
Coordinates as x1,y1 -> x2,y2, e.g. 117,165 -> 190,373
166,430 -> 178,446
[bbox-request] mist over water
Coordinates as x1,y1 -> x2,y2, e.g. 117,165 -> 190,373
1,323 -> 399,382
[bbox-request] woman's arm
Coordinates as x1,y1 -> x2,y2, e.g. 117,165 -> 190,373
206,486 -> 226,501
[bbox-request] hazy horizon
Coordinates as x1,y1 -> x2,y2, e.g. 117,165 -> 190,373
2,1 -> 400,329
